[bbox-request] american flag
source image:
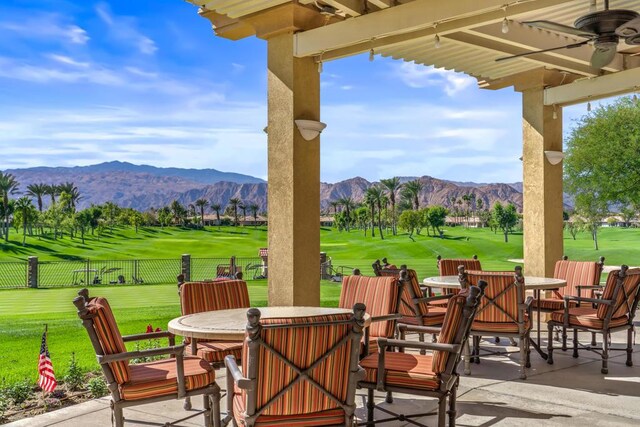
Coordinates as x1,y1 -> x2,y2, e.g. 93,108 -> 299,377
38,329 -> 57,393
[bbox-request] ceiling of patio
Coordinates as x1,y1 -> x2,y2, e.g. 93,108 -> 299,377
189,0 -> 640,89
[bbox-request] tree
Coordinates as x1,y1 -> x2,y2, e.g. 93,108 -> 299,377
74,209 -> 93,244
365,186 -> 385,239
380,177 -> 402,235
195,198 -> 209,226
338,197 -> 357,232
565,97 -> 640,219
462,194 -> 471,227
170,200 -> 187,225
228,198 -> 241,226
58,182 -> 81,212
0,172 -> 20,242
102,202 -> 120,233
329,200 -> 340,215
401,179 -> 423,210
157,206 -> 172,228
492,202 -> 518,242
426,205 -> 447,236
565,218 -> 583,240
239,203 -> 247,222
620,205 -> 636,227
44,184 -> 58,205
398,209 -> 421,240
248,203 -> 260,227
574,192 -> 607,250
26,183 -> 47,212
210,203 -> 221,229
14,197 -> 34,246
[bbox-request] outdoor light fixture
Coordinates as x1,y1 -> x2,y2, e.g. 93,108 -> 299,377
434,34 -> 441,48
502,17 -> 510,33
552,104 -> 558,120
295,119 -> 327,141
369,48 -> 375,61
544,151 -> 565,165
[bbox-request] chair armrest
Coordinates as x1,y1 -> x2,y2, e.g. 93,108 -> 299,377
370,314 -> 402,323
224,355 -> 253,390
397,324 -> 442,335
122,331 -> 175,345
520,296 -> 534,310
416,294 -> 452,304
564,295 -> 612,305
378,338 -> 459,353
97,344 -> 185,364
576,285 -> 603,290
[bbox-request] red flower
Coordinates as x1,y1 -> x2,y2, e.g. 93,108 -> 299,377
155,327 -> 162,332
146,324 -> 153,333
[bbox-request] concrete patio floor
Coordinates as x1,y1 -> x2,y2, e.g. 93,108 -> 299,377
6,328 -> 640,427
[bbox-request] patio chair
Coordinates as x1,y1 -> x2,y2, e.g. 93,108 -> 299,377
547,265 -> 640,374
429,255 -> 482,300
533,256 -> 605,346
224,305 -> 367,427
73,289 -> 221,427
178,276 -> 250,409
358,283 -> 486,427
463,267 -> 532,380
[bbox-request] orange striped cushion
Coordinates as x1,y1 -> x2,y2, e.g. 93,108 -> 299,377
360,352 -> 440,391
383,269 -> 432,318
185,340 -> 243,363
120,356 -> 215,401
598,269 -> 640,319
399,306 -> 447,326
554,260 -> 600,297
87,297 -> 130,384
467,271 -> 521,324
471,315 -> 531,333
432,293 -> 466,373
439,259 -> 482,296
232,394 -> 345,426
551,307 -> 629,329
251,314 -> 353,416
180,280 -> 250,315
339,275 -> 399,338
532,298 -> 578,311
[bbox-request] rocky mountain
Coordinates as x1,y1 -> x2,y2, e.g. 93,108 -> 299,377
5,162 -> 530,212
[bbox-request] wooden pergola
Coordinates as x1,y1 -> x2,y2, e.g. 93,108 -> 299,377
186,0 -> 640,306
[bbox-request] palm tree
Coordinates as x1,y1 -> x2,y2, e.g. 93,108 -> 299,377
0,172 -> 20,242
380,177 -> 402,235
239,203 -> 247,222
364,190 -> 377,238
228,198 -> 241,226
44,184 -> 58,205
248,203 -> 260,227
26,183 -> 47,212
338,197 -> 356,232
58,182 -> 81,212
329,200 -> 340,215
170,200 -> 186,225
366,185 -> 385,239
14,197 -> 34,246
210,203 -> 221,228
462,194 -> 471,227
195,198 -> 209,226
402,179 -> 423,210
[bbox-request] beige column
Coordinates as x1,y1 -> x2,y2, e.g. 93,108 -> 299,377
267,33 -> 321,306
522,87 -> 564,277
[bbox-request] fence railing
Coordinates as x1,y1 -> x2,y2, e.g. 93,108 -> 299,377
0,261 -> 28,289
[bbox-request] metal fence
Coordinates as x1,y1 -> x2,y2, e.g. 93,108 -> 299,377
191,257 -> 265,281
0,261 -> 27,289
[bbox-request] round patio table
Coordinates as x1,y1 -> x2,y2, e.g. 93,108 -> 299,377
168,306 -> 370,341
422,275 -> 566,359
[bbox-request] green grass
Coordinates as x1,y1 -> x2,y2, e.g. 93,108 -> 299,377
1,224 -> 639,386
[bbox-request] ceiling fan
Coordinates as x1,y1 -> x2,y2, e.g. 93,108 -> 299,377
496,0 -> 640,68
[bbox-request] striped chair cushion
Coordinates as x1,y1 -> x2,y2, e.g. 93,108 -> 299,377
554,260 -> 601,297
432,292 -> 467,374
86,297 -> 130,384
597,269 -> 640,319
185,340 -> 243,363
180,279 -> 250,315
398,306 -> 447,326
248,314 -> 353,416
232,394 -> 345,426
360,352 -> 440,391
339,275 -> 398,339
471,316 -> 531,333
532,298 -> 578,311
551,307 -> 629,329
439,258 -> 482,295
119,356 -> 215,401
466,271 -> 521,324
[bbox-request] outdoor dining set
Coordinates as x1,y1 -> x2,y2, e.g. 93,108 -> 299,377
72,255 -> 640,427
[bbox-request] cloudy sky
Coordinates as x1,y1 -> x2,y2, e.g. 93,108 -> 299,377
0,0 -> 592,183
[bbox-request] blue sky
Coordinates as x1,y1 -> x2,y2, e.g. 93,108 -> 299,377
0,0 -> 591,183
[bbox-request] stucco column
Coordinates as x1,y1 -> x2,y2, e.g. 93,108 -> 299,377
267,32 -> 320,306
522,87 -> 564,277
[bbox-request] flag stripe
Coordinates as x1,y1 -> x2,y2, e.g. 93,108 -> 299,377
38,330 -> 57,393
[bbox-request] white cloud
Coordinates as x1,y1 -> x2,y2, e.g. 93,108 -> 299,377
95,3 -> 157,55
46,54 -> 90,68
0,13 -> 89,45
395,62 -> 475,96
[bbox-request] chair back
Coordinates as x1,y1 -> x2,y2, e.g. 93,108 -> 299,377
339,275 -> 401,339
597,266 -> 640,320
240,306 -> 365,422
371,259 -> 398,276
73,290 -> 130,387
179,279 -> 250,316
437,255 -> 481,295
432,284 -> 486,375
465,268 -> 524,325
553,257 -> 604,297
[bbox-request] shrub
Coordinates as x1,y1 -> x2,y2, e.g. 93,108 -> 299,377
63,353 -> 84,391
86,377 -> 108,398
5,379 -> 33,405
0,391 -> 8,420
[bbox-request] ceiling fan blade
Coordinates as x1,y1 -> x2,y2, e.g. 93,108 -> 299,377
590,45 -> 618,68
523,20 -> 597,38
616,16 -> 640,38
495,40 -> 590,62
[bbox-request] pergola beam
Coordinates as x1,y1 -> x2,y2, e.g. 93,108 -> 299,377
294,0 -> 576,59
544,67 -> 640,106
298,0 -> 364,17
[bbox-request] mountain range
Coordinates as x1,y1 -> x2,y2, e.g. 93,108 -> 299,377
5,161 -> 533,213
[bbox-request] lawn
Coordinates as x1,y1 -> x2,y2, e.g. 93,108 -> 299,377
0,224 -> 638,386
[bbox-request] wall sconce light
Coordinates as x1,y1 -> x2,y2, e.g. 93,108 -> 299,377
263,126 -> 268,134
295,119 -> 327,141
544,150 -> 564,165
